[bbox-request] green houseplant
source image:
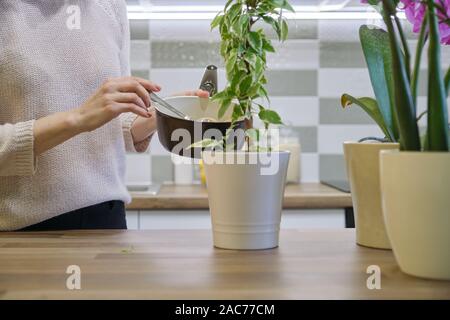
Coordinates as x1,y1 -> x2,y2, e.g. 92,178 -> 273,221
341,23 -> 400,250
355,0 -> 450,280
198,0 -> 294,250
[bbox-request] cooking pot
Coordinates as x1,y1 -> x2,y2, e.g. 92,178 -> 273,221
154,96 -> 246,158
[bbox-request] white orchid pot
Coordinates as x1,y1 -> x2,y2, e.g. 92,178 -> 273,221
343,142 -> 399,249
380,150 -> 450,280
202,151 -> 290,250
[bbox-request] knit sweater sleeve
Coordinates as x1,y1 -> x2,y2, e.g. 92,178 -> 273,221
0,120 -> 37,176
116,0 -> 152,153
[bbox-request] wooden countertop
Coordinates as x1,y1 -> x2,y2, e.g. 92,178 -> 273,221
127,183 -> 352,210
1,229 -> 448,299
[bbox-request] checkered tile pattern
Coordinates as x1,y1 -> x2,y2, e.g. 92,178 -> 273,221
125,15 -> 450,185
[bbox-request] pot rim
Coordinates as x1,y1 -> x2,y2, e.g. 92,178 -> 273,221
343,141 -> 399,146
159,96 -> 246,122
380,149 -> 450,156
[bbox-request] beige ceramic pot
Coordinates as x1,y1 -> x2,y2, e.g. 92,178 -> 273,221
343,142 -> 399,249
202,151 -> 290,250
380,150 -> 450,280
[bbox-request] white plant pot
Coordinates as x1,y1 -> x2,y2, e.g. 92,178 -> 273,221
380,151 -> 450,280
202,151 -> 290,250
344,142 -> 399,249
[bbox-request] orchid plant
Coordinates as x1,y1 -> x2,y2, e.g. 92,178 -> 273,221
191,0 -> 294,151
342,0 -> 450,151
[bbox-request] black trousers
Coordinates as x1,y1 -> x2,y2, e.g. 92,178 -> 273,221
20,200 -> 127,231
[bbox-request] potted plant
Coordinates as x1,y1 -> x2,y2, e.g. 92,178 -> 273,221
341,24 -> 401,249
364,0 -> 450,279
193,0 -> 294,250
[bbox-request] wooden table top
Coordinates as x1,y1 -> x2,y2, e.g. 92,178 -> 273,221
127,183 -> 352,210
1,229 -> 448,300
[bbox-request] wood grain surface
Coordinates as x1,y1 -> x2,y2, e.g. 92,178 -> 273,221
0,229 -> 448,299
127,183 -> 352,210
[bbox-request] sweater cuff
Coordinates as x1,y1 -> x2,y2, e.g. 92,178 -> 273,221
14,120 -> 37,176
120,113 -> 152,153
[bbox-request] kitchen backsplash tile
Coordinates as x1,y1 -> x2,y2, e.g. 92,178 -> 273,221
320,98 -> 374,125
125,18 -> 450,185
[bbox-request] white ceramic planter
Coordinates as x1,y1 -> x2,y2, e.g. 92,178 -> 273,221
380,151 -> 450,280
344,142 -> 399,249
202,151 -> 290,250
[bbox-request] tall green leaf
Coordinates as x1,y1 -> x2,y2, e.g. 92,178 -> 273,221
426,0 -> 449,151
382,0 -> 421,150
359,25 -> 398,141
341,95 -> 395,141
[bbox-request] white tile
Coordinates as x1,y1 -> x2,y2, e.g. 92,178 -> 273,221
130,40 -> 151,70
268,40 -> 319,70
150,68 -> 227,95
150,20 -> 220,41
300,153 -> 319,183
281,209 -> 345,228
254,97 -> 319,127
318,124 -> 384,154
126,153 -> 151,184
126,210 -> 139,230
319,19 -> 368,42
416,97 -> 450,127
319,68 -> 374,98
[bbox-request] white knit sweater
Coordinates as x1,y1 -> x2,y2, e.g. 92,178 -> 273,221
0,0 -> 151,230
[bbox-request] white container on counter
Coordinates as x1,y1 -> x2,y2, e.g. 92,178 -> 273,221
171,154 -> 194,185
277,136 -> 301,184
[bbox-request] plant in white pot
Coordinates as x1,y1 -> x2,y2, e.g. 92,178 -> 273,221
361,0 -> 450,279
340,25 -> 401,249
192,0 -> 294,250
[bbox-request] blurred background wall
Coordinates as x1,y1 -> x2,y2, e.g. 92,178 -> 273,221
124,0 -> 450,186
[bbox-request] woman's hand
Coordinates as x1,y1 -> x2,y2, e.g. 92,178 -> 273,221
130,89 -> 210,144
33,77 -> 160,156
74,76 -> 161,132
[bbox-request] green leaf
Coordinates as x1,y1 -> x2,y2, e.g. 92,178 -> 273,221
211,13 -> 223,30
262,37 -> 276,52
239,75 -> 253,96
262,16 -> 281,39
248,31 -> 262,53
425,0 -> 449,151
381,1 -> 421,150
218,98 -> 232,119
444,66 -> 450,96
225,49 -> 238,78
188,139 -> 216,149
226,3 -> 242,23
359,25 -> 397,141
259,109 -> 283,125
341,94 -> 395,141
281,19 -> 289,41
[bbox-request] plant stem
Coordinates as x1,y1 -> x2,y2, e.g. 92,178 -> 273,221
394,15 -> 411,81
426,0 -> 449,151
382,0 -> 421,150
411,15 -> 428,108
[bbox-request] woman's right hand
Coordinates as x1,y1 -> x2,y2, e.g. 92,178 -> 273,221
74,76 -> 161,132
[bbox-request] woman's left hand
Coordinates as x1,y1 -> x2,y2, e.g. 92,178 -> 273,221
130,89 -> 210,144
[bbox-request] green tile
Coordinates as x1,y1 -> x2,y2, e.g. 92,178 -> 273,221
320,98 -> 374,125
130,20 -> 150,40
151,41 -> 221,68
290,126 -> 317,153
131,69 -> 150,79
320,42 -> 365,68
319,154 -> 348,182
151,155 -> 173,183
266,70 -> 317,96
